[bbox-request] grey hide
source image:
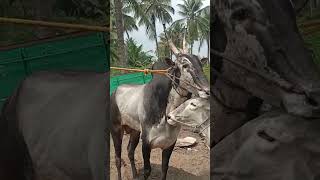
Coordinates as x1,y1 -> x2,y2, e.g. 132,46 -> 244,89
0,71 -> 108,180
211,0 -> 320,179
211,110 -> 320,180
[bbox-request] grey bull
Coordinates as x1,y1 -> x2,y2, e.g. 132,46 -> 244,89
168,97 -> 210,147
211,0 -> 320,179
111,40 -> 209,180
0,71 -> 108,180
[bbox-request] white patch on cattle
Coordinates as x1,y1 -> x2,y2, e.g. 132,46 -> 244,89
168,97 -> 210,146
169,98 -> 210,126
148,117 -> 181,149
115,83 -> 185,150
115,84 -> 146,131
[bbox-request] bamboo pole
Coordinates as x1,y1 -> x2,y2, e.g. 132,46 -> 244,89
0,17 -> 109,32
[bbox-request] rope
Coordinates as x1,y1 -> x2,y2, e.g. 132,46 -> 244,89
110,67 -> 169,75
165,72 -> 190,97
111,66 -> 203,91
169,116 -> 199,128
211,49 -> 304,94
0,17 -> 109,32
170,116 -> 210,133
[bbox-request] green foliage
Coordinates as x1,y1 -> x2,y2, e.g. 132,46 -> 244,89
126,37 -> 154,67
138,0 -> 174,41
157,22 -> 185,59
297,8 -> 320,67
203,64 -> 210,81
174,0 -> 209,53
304,32 -> 320,67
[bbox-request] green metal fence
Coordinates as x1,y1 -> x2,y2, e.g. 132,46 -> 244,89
110,72 -> 152,94
0,32 -> 109,108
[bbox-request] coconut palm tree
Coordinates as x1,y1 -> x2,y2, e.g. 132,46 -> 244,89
157,22 -> 187,59
113,0 -> 127,66
112,0 -> 152,66
198,6 -> 210,57
158,32 -> 170,59
111,0 -> 138,39
175,0 -> 209,54
139,0 -> 174,57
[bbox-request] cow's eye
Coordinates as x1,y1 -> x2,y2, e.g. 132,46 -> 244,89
182,64 -> 189,68
190,102 -> 197,107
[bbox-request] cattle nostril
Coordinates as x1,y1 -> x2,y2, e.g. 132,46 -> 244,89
167,115 -> 171,119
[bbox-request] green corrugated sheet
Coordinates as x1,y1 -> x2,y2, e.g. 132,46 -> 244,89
0,32 -> 109,108
110,72 -> 152,94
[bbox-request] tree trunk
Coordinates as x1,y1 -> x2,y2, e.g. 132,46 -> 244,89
207,38 -> 209,58
155,33 -> 159,58
32,0 -> 56,38
310,0 -> 313,17
114,0 -> 127,66
191,42 -> 194,54
152,16 -> 159,58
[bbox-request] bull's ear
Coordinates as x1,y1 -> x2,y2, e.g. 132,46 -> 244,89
200,57 -> 209,66
164,57 -> 175,66
291,0 -> 309,14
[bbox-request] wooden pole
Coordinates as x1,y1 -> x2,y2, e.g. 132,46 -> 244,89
0,17 -> 109,32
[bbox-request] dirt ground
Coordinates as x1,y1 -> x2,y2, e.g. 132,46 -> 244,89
110,126 -> 210,180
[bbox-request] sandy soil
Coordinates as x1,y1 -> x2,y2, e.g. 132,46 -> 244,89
110,126 -> 210,180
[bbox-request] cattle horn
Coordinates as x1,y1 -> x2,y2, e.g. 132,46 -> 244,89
182,33 -> 188,54
163,23 -> 180,56
168,39 -> 181,56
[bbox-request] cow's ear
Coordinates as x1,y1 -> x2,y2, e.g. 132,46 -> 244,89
164,57 -> 175,66
200,57 -> 209,66
291,0 -> 309,14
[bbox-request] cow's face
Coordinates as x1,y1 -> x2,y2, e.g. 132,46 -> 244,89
214,0 -> 320,115
167,97 -> 210,126
167,37 -> 210,99
174,55 -> 210,98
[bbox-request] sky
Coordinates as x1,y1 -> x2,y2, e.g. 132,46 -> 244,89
127,0 -> 210,58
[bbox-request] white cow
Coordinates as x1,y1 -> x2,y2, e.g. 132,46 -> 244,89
168,97 -> 210,147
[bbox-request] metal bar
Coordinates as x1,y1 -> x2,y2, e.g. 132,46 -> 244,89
0,17 -> 109,32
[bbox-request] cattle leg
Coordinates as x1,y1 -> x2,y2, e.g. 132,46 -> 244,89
160,141 -> 176,180
111,128 -> 124,180
127,130 -> 140,179
142,139 -> 152,180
